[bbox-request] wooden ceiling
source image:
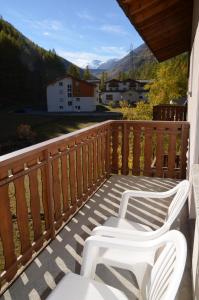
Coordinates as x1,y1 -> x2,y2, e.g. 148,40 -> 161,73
117,0 -> 193,61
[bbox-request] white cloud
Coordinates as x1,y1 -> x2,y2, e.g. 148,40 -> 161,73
100,24 -> 127,35
43,31 -> 50,36
99,46 -> 127,56
76,10 -> 95,21
56,50 -> 117,68
24,18 -> 64,36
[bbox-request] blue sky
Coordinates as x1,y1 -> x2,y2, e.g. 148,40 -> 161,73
1,0 -> 143,68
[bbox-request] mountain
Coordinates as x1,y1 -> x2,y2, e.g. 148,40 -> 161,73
108,44 -> 156,78
97,58 -> 119,70
88,60 -> 102,69
90,44 -> 156,79
0,18 -> 85,108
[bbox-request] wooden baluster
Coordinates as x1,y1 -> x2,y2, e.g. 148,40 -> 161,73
88,136 -> 93,190
69,141 -> 77,213
51,152 -> 62,229
97,132 -> 102,180
132,125 -> 141,175
105,125 -> 111,178
76,141 -> 83,206
111,124 -> 119,173
143,127 -> 153,176
156,127 -> 164,177
0,167 -> 17,282
13,162 -> 32,265
93,135 -> 98,184
167,128 -> 177,178
101,130 -> 105,177
82,140 -> 88,196
41,150 -> 55,239
122,123 -> 129,175
180,124 -> 189,179
60,148 -> 70,220
27,158 -> 42,250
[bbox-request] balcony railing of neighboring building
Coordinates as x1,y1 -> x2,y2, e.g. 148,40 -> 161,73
153,104 -> 187,121
0,120 -> 189,294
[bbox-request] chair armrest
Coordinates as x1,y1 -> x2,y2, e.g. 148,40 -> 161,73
81,230 -> 186,278
119,183 -> 181,218
91,225 -> 157,241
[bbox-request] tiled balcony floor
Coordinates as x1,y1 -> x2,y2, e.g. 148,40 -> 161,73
1,175 -> 192,300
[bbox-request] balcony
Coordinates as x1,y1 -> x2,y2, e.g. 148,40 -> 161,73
0,120 -> 190,299
153,105 -> 187,121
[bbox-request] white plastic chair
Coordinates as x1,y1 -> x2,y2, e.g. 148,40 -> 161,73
47,230 -> 187,300
92,180 -> 190,242
90,180 -> 190,286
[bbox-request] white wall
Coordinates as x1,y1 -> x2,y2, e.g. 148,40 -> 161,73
188,0 -> 199,169
187,0 -> 199,218
188,1 -> 199,298
191,165 -> 199,300
47,77 -> 96,112
101,92 -> 122,104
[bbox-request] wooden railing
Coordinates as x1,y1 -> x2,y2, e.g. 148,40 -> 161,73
0,120 -> 189,293
153,104 -> 187,121
111,121 -> 189,179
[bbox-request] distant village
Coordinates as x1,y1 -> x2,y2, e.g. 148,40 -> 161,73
47,75 -> 152,112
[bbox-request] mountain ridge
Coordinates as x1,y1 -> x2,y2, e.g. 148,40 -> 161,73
90,44 -> 156,79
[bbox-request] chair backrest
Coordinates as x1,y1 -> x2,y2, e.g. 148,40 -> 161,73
144,230 -> 187,300
165,180 -> 190,227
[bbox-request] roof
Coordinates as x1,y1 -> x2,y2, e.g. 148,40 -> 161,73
47,75 -> 96,87
117,0 -> 193,61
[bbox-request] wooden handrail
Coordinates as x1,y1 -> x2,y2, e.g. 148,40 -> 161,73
0,120 -> 189,293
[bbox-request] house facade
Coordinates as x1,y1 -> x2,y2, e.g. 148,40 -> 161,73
101,78 -> 149,105
86,78 -> 100,103
47,76 -> 97,112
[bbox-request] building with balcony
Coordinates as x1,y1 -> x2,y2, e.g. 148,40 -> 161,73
47,76 -> 97,112
101,79 -> 150,105
1,0 -> 199,299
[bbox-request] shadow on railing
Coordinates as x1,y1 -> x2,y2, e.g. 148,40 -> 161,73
0,120 -> 189,293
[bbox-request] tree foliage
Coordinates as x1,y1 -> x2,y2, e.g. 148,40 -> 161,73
100,72 -> 108,91
83,65 -> 91,80
121,53 -> 188,120
146,53 -> 188,106
0,19 -> 76,107
67,64 -> 81,79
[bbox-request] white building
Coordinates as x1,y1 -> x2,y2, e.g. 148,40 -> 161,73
100,79 -> 149,105
47,76 -> 97,112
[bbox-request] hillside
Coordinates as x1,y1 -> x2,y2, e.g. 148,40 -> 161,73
90,44 -> 157,79
0,18 -> 83,108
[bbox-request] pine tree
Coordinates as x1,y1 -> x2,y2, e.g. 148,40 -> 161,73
83,65 -> 91,80
67,64 -> 81,79
100,72 -> 108,91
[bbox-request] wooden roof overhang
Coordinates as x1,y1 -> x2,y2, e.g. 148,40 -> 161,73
117,0 -> 193,61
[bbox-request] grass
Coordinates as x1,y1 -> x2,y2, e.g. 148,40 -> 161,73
0,108 -> 123,155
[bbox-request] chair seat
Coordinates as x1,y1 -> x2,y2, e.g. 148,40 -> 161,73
104,216 -> 153,232
47,273 -> 128,300
97,217 -> 155,269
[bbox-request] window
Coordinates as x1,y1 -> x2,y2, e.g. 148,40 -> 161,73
59,106 -> 63,109
106,94 -> 113,101
139,96 -> 143,99
68,101 -> 72,106
76,98 -> 80,101
59,90 -> 63,95
59,82 -> 63,86
75,106 -> 80,110
67,84 -> 72,97
59,98 -> 64,102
